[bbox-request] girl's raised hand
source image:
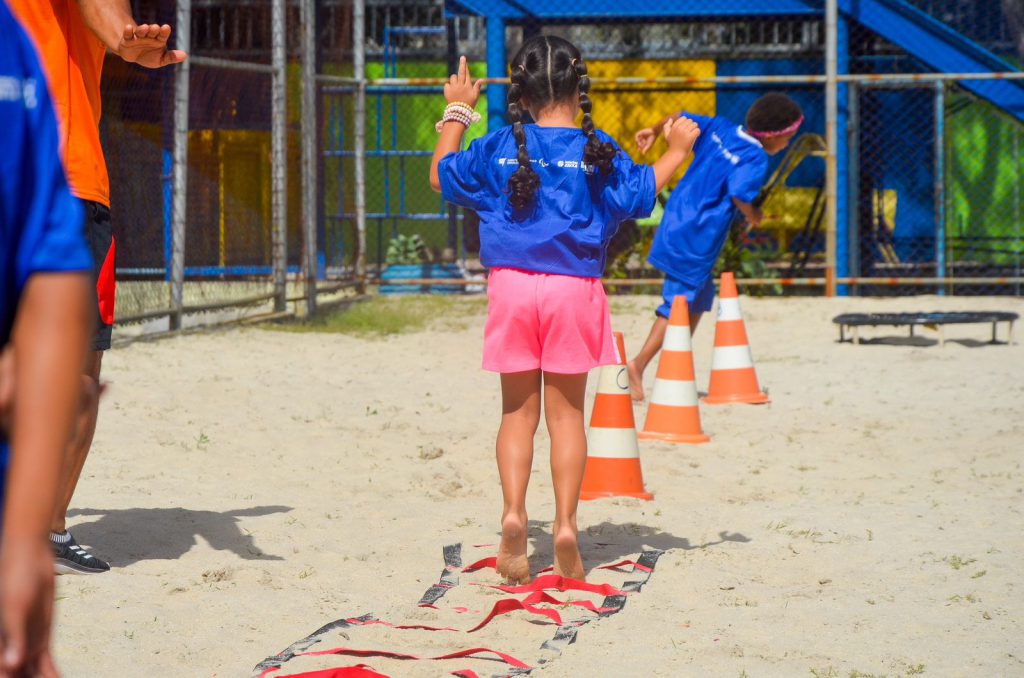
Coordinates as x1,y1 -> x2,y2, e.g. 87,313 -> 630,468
664,116 -> 701,155
445,56 -> 483,108
635,127 -> 657,155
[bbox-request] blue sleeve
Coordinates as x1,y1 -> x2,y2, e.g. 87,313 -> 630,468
597,132 -> 656,222
727,154 -> 768,205
438,135 -> 493,212
16,37 -> 89,290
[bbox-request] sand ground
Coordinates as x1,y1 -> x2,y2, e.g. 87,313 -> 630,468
52,294 -> 1024,677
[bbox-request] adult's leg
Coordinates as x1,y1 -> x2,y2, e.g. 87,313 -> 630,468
52,351 -> 102,534
495,370 -> 542,584
543,371 -> 588,581
51,200 -> 112,574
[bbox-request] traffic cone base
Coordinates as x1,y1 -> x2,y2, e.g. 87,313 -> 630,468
638,403 -> 710,444
580,458 -> 653,501
705,390 -> 769,405
639,296 -> 711,444
581,332 -> 652,501
637,431 -> 711,444
705,273 -> 770,406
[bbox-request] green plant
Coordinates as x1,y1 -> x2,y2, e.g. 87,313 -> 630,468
386,234 -> 431,266
714,224 -> 781,297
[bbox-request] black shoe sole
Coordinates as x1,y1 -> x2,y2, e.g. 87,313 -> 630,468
54,558 -> 110,575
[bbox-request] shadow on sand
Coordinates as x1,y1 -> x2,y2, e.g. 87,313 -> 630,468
66,505 -> 292,566
520,520 -> 750,577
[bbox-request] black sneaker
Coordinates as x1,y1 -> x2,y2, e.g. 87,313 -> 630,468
50,531 -> 110,575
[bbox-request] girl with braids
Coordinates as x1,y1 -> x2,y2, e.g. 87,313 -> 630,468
429,37 -> 699,583
627,93 -> 805,402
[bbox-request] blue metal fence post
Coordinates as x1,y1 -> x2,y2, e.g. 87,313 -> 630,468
836,15 -> 851,296
486,15 -> 506,132
934,80 -> 947,296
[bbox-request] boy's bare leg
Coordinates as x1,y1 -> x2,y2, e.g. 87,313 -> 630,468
52,351 -> 102,534
543,371 -> 588,581
495,370 -> 541,584
628,316 -> 668,402
628,311 -> 704,402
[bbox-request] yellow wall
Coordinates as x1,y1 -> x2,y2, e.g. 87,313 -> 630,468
586,59 -> 716,179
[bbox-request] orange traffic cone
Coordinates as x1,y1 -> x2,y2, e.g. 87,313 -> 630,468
580,332 -> 653,501
705,272 -> 770,405
638,297 -> 710,444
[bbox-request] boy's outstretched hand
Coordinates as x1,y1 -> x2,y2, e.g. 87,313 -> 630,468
664,116 -> 701,156
117,23 -> 187,69
445,56 -> 482,109
635,127 -> 658,155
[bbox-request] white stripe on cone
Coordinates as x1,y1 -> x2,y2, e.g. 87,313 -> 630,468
717,298 -> 743,321
596,365 -> 630,396
711,345 -> 755,371
663,325 -> 692,351
650,378 -> 700,407
587,427 -> 640,459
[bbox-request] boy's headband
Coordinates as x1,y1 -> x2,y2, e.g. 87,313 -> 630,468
749,115 -> 804,139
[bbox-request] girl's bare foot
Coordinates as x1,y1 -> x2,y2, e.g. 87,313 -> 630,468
497,512 -> 530,584
626,360 -> 645,402
552,525 -> 585,581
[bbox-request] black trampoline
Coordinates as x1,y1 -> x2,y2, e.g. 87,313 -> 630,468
832,312 -> 1018,346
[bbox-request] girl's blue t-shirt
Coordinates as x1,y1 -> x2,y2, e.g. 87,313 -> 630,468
648,113 -> 769,285
438,125 -> 656,278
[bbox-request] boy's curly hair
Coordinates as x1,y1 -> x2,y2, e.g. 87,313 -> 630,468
745,93 -> 804,135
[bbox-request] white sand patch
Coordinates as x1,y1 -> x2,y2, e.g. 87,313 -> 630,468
53,295 -> 1024,677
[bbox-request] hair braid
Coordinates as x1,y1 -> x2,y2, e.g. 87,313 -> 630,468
506,68 -> 540,209
574,60 -> 616,174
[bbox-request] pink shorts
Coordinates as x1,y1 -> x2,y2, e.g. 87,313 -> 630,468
483,268 -> 618,374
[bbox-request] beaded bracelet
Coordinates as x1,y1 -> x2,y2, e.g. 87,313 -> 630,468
435,102 -> 482,133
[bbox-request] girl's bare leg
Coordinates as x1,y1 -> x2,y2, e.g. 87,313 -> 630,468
496,370 -> 542,584
543,371 -> 589,581
628,311 -> 703,402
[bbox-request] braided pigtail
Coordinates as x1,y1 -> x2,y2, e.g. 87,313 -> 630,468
575,60 -> 617,174
506,68 -> 540,210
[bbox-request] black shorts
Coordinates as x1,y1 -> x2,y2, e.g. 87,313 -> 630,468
82,200 -> 115,352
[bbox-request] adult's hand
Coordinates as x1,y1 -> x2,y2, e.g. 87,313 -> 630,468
117,23 -> 187,68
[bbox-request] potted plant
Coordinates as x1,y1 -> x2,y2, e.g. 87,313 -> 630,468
381,234 -> 431,295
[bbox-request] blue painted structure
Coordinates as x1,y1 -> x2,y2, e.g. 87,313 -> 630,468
446,0 -> 1022,292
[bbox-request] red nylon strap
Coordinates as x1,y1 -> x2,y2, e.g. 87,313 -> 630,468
460,557 -> 495,573
480,574 -> 625,597
262,665 -> 389,678
521,591 -> 615,615
596,559 -> 650,573
466,597 -> 562,633
451,671 -> 481,678
295,646 -> 531,670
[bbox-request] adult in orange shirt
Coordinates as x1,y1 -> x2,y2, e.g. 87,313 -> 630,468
8,0 -> 185,575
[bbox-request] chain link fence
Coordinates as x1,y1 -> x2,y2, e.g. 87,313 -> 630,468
98,1 -> 1022,330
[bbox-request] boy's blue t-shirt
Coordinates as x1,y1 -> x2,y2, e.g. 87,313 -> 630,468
439,124 -> 656,278
1,0 -> 91,513
648,113 -> 769,285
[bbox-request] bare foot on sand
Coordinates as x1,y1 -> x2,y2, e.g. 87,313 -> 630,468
627,360 -> 645,402
497,512 -> 530,584
552,525 -> 585,581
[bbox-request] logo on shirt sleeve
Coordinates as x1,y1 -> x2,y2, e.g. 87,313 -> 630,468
0,76 -> 37,109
